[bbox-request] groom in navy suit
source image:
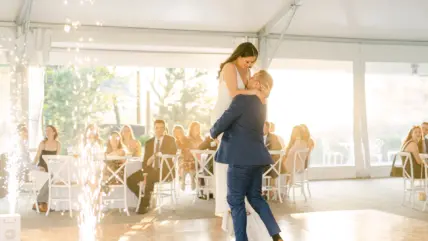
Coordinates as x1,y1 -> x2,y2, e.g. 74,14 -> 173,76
210,70 -> 282,241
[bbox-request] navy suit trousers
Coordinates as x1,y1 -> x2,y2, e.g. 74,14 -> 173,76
227,165 -> 281,241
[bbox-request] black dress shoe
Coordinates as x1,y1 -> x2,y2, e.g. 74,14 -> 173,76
272,233 -> 283,241
198,194 -> 206,200
198,193 -> 214,200
137,206 -> 149,215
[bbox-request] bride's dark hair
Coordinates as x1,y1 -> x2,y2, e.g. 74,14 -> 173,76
218,42 -> 258,78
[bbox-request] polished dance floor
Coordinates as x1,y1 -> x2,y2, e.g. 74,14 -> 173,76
13,179 -> 428,241
21,209 -> 428,241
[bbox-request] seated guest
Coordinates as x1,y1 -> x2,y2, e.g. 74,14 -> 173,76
33,125 -> 61,172
120,125 -> 142,157
401,126 -> 425,179
420,122 -> 428,153
263,121 -> 283,177
300,124 -> 315,168
83,124 -> 103,154
32,125 -> 61,212
281,125 -> 309,175
300,124 -> 314,151
17,125 -> 31,182
269,122 -> 285,147
82,124 -> 105,214
188,121 -> 203,148
103,131 -> 126,185
187,121 -> 203,187
173,125 -> 196,191
127,119 -> 177,214
265,122 -> 283,150
263,122 -> 283,199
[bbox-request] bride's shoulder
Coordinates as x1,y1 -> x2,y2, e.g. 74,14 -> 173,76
222,62 -> 236,74
220,63 -> 237,82
223,62 -> 235,68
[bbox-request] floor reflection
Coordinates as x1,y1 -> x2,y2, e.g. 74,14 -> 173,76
21,209 -> 428,241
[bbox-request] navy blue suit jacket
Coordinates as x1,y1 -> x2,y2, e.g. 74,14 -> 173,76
210,95 -> 273,166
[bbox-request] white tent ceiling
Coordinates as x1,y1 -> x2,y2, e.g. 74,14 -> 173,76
0,0 -> 425,40
1,0 -> 428,66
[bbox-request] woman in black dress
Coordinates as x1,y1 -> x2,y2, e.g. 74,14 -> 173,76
32,125 -> 61,212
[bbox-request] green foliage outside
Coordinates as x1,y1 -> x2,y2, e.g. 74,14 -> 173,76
43,66 -> 216,150
43,66 -> 114,149
150,68 -> 215,133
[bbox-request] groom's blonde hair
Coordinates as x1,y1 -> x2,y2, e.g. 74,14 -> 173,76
254,70 -> 273,96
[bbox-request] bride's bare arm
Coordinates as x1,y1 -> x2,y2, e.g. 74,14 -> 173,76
223,63 -> 257,97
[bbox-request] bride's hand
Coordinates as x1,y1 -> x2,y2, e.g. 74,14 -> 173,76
249,88 -> 265,100
249,88 -> 262,96
260,85 -> 270,98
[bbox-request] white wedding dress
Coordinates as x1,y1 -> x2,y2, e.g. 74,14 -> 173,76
211,66 -> 271,240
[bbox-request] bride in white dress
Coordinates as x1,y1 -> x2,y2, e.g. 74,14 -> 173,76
211,42 -> 272,240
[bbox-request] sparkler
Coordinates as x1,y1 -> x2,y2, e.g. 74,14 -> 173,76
3,0 -> 105,239
75,136 -> 104,241
5,19 -> 31,216
71,63 -> 105,240
5,130 -> 21,214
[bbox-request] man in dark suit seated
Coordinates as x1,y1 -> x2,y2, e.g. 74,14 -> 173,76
264,122 -> 283,151
127,119 -> 177,214
269,122 -> 285,147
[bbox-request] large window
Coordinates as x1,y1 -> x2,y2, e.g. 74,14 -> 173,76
42,65 -> 217,148
145,67 -> 217,135
366,62 -> 428,165
268,60 -> 353,167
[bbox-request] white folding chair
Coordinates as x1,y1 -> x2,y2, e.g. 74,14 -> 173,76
153,154 -> 179,214
286,148 -> 310,203
135,173 -> 148,213
44,155 -> 76,217
101,157 -> 130,216
303,150 -> 312,198
422,157 -> 428,211
19,170 -> 44,213
262,150 -> 285,203
192,150 -> 216,203
125,156 -> 146,213
398,152 -> 424,209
